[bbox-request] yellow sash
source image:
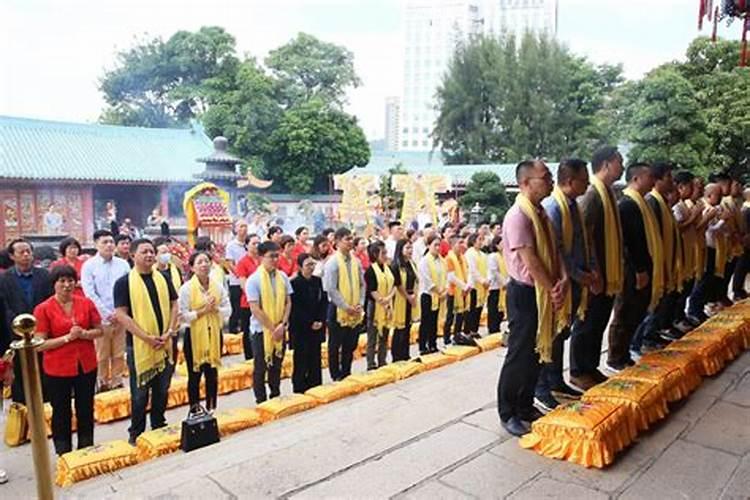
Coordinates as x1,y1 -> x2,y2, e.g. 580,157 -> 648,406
426,254 -> 446,311
371,262 -> 395,330
446,250 -> 468,312
723,196 -> 744,257
466,247 -> 489,306
591,177 -> 624,296
393,262 -> 419,329
623,188 -> 664,312
496,251 -> 508,313
552,186 -> 590,321
258,266 -> 286,364
678,200 -> 697,283
187,275 -> 222,371
153,263 -> 182,293
516,194 -> 565,363
686,199 -> 706,279
335,252 -> 363,327
128,269 -> 171,387
650,190 -> 681,293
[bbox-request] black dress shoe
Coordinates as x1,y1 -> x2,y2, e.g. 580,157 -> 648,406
501,417 -> 529,437
518,406 -> 545,423
455,333 -> 477,346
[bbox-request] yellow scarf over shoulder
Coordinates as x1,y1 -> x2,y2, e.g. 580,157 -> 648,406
128,269 -> 171,387
393,261 -> 419,329
466,247 -> 489,306
552,186 -> 590,321
371,262 -> 395,330
650,190 -> 681,293
187,275 -> 222,371
591,177 -> 624,296
335,251 -> 363,327
258,266 -> 286,365
623,187 -> 664,312
678,200 -> 697,283
685,199 -> 706,279
516,194 -> 565,363
496,251 -> 508,313
446,250 -> 468,312
723,196 -> 744,257
426,253 -> 446,311
153,263 -> 182,294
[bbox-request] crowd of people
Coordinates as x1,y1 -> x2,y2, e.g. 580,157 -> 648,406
1,144 -> 749,483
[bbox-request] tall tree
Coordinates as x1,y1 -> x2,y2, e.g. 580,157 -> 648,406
459,171 -> 511,223
265,32 -> 361,109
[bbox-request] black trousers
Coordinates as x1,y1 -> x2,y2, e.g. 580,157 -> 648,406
292,332 -> 323,394
464,290 -> 482,334
570,293 -> 614,377
419,294 -> 439,353
487,289 -> 504,334
46,367 -> 96,455
240,308 -> 253,360
327,317 -> 359,381
126,345 -> 171,441
443,295 -> 465,343
674,278 -> 695,322
608,270 -> 651,366
497,280 -> 540,422
689,247 -> 718,317
391,305 -> 412,362
733,250 -> 750,294
251,331 -> 284,403
228,285 -> 242,333
184,328 -> 219,410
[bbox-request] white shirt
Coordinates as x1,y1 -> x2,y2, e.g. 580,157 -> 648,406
413,238 -> 427,261
178,278 -> 232,328
225,238 -> 246,286
385,238 -> 398,261
80,254 -> 131,323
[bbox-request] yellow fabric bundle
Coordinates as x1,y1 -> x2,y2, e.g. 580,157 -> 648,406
475,333 -> 503,352
623,188 -> 664,312
166,378 -> 189,408
55,440 -> 138,487
218,364 -> 253,393
442,345 -> 481,361
256,394 -> 319,422
222,333 -> 244,355
94,387 -> 131,423
305,379 -> 367,404
519,401 -> 636,469
135,424 -> 182,462
639,350 -> 703,394
215,408 -> 263,437
701,314 -> 750,351
582,378 -> 668,432
686,325 -> 742,361
378,360 -> 426,380
417,352 -> 457,371
175,361 -> 188,377
4,402 -> 28,447
615,362 -> 691,403
665,337 -> 730,376
347,368 -> 398,389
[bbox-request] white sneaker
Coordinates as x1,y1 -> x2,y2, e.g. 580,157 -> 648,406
0,469 -> 8,485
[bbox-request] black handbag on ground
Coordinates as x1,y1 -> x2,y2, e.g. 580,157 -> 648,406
180,405 -> 220,452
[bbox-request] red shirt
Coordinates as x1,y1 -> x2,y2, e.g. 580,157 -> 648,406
278,254 -> 298,277
236,254 -> 260,308
34,295 -> 101,377
354,250 -> 371,271
291,242 -> 308,261
439,240 -> 451,258
50,257 -> 87,297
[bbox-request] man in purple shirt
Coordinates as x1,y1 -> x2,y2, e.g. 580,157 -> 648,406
498,160 -> 567,437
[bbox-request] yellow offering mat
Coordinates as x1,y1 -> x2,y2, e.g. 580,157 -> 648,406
347,369 -> 398,389
222,333 -> 244,355
582,378 -> 668,431
474,333 -> 503,352
305,380 -> 368,403
410,322 -> 420,344
519,401 -> 636,468
685,325 -> 742,360
638,350 -> 703,393
215,408 -> 263,437
135,424 -> 182,462
94,388 -> 132,423
56,440 -> 138,487
442,345 -> 482,360
615,363 -> 691,403
256,394 -> 320,422
664,337 -> 729,376
378,360 -> 426,380
218,364 -> 253,393
416,352 -> 457,371
167,378 -> 189,408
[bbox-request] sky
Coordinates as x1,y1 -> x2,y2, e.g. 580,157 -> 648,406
0,0 -> 743,140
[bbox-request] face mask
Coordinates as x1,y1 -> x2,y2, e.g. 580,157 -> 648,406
158,253 -> 171,265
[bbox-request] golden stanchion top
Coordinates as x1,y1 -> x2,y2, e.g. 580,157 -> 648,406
11,314 -> 39,348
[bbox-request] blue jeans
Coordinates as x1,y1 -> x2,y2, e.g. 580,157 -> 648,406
126,345 -> 172,441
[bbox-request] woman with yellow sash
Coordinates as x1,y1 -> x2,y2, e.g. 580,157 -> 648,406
443,235 -> 473,347
418,235 -> 447,354
487,235 -> 508,335
179,251 -> 230,411
364,242 -> 396,369
465,233 -> 490,339
391,239 -> 419,361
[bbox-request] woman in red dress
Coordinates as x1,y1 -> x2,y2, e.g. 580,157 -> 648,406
278,235 -> 299,277
34,265 -> 102,455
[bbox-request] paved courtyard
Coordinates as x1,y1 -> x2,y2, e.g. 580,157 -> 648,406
2,344 -> 749,499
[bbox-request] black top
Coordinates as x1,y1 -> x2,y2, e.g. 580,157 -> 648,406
289,274 -> 328,347
114,271 -> 178,347
391,261 -> 417,292
364,263 -> 384,295
0,267 -> 53,353
618,195 -> 651,275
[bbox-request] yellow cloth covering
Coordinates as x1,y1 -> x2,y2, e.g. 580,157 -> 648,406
256,394 -> 319,423
128,268 -> 171,387
416,352 -> 457,371
623,187 -> 664,312
258,265 -> 286,365
639,350 -> 703,394
305,380 -> 367,404
519,401 -> 636,469
187,276 -> 223,371
582,378 -> 668,432
347,368 -> 399,389
665,337 -> 730,376
615,362 -> 691,403
701,314 -> 750,351
215,408 -> 263,437
4,402 -> 27,447
475,333 -> 503,352
218,363 -> 253,393
442,345 -> 481,360
167,378 -> 189,408
591,176 -> 624,295
335,251 -> 364,327
378,360 -> 426,380
55,440 -> 138,487
135,424 -> 182,462
94,388 -> 131,423
686,325 -> 742,361
223,333 -> 244,355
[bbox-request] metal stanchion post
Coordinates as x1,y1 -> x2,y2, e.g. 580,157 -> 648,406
10,313 -> 53,500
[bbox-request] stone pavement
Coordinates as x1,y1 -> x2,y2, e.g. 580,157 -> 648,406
2,345 -> 749,499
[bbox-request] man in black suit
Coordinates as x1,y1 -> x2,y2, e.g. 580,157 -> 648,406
0,239 -> 53,402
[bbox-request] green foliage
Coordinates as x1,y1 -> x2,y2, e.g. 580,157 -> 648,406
263,99 -> 370,193
458,171 -> 511,223
379,163 -> 408,214
434,33 -> 622,164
